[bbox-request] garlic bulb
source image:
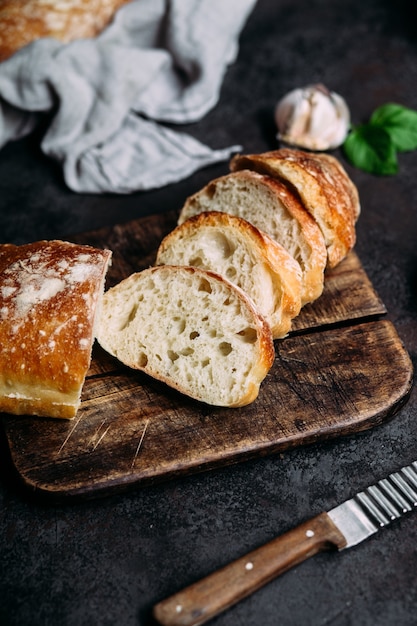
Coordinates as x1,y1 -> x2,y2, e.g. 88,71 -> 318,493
275,84 -> 350,151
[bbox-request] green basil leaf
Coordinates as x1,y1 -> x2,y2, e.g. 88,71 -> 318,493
370,103 -> 417,151
343,124 -> 398,175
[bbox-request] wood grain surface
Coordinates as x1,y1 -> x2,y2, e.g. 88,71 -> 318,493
1,211 -> 413,499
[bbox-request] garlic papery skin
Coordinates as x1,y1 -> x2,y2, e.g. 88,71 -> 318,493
275,84 -> 350,151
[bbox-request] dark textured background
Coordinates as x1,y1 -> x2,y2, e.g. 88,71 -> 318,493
1,0 -> 417,624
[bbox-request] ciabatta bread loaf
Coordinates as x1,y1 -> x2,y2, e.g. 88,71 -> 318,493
177,170 -> 327,306
156,211 -> 302,339
97,265 -> 275,407
0,0 -> 132,62
230,149 -> 359,268
0,240 -> 111,418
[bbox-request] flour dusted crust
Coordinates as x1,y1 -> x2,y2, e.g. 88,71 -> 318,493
230,149 -> 359,268
0,0 -> 133,62
177,170 -> 327,306
97,265 -> 275,408
156,211 -> 302,339
0,240 -> 111,418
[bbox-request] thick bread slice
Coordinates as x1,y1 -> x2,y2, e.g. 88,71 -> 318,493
156,211 -> 302,339
230,149 -> 359,268
97,265 -> 275,408
177,170 -> 327,306
0,0 -> 132,61
0,240 -> 111,419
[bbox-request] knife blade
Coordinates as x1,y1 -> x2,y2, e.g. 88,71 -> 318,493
153,460 -> 417,626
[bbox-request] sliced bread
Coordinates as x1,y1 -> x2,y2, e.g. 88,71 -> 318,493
230,149 -> 359,268
177,169 -> 327,306
96,265 -> 275,407
156,211 -> 302,339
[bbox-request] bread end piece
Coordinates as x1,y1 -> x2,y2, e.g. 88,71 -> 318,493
0,240 -> 112,419
230,149 -> 359,268
97,265 -> 275,408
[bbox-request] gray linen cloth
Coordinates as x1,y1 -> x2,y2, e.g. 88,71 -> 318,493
0,0 -> 256,193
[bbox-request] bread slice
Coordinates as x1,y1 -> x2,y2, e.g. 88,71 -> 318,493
0,240 -> 112,419
177,170 -> 327,306
97,265 -> 275,407
230,149 -> 359,268
0,0 -> 132,61
156,211 -> 302,339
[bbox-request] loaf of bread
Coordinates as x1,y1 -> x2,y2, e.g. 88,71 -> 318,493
0,240 -> 111,418
0,148 -> 361,415
96,265 -> 275,407
230,149 -> 360,268
156,211 -> 302,339
177,170 -> 327,306
0,0 -> 132,62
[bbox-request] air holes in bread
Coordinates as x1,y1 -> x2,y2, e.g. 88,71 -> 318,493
206,183 -> 216,199
138,352 -> 148,367
168,350 -> 179,362
180,347 -> 194,356
237,327 -> 257,343
210,232 -> 235,259
198,278 -> 212,293
219,341 -> 233,356
119,303 -> 138,331
189,256 -> 203,267
173,317 -> 186,334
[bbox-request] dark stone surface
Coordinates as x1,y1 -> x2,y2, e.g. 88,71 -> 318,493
1,1 -> 417,624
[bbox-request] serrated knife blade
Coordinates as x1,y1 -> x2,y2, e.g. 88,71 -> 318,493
153,461 -> 417,626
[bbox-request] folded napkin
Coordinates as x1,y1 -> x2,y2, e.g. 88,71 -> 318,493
0,0 -> 256,193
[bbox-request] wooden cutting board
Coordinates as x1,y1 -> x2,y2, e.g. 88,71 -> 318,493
1,211 -> 413,499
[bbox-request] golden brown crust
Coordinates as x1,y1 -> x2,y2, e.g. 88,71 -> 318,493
0,240 -> 111,418
0,0 -> 133,62
230,149 -> 358,268
316,152 -> 361,222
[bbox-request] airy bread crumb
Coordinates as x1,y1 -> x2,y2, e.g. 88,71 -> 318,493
97,265 -> 275,407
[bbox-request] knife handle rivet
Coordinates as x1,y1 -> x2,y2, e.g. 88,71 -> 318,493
245,561 -> 254,570
306,529 -> 315,538
175,605 -> 183,613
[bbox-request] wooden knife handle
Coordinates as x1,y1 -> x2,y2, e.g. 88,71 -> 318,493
153,512 -> 346,626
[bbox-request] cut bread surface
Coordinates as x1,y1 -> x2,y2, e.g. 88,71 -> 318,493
156,211 -> 302,339
177,170 -> 327,305
0,240 -> 111,418
97,265 -> 275,407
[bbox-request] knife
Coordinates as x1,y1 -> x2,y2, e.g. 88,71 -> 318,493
153,460 -> 417,626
